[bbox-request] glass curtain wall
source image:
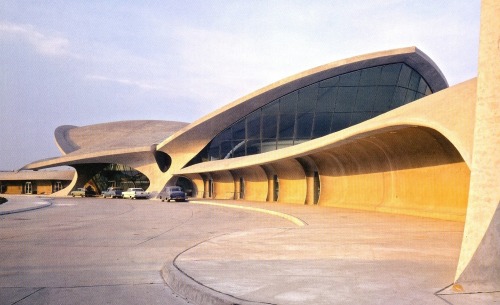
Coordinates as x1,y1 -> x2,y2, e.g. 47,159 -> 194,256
91,164 -> 150,192
197,63 -> 432,162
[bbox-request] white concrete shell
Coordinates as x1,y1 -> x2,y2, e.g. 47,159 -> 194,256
22,120 -> 189,196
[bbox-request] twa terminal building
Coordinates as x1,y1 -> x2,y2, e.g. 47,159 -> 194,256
21,4 -> 500,294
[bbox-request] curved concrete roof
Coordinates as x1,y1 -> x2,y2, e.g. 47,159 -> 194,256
23,120 -> 188,170
55,120 -> 189,154
158,47 -> 448,156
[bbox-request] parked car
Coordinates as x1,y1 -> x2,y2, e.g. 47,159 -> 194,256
70,187 -> 96,197
159,186 -> 187,202
122,187 -> 149,199
101,187 -> 123,198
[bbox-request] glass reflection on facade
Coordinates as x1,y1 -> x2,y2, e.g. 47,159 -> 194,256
196,63 -> 432,162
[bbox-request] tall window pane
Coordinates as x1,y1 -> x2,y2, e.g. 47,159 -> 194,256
317,87 -> 337,112
397,64 -> 412,87
408,70 -> 420,91
278,114 -> 295,139
354,86 -> 375,111
312,113 -> 332,138
296,113 -> 313,139
262,114 -> 278,139
232,119 -> 245,140
246,111 -> 261,139
336,87 -> 357,112
280,92 -> 297,113
417,77 -> 428,94
233,140 -> 246,157
373,86 -> 395,111
404,90 -> 417,104
379,64 -> 401,85
220,140 -> 233,159
331,112 -> 351,132
359,66 -> 381,86
391,87 -> 407,108
297,84 -> 318,113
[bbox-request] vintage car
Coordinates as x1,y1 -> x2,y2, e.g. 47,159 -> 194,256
101,187 -> 123,198
122,187 -> 149,199
159,186 -> 187,202
70,187 -> 96,197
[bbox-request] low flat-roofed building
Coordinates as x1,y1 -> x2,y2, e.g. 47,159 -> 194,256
0,170 -> 74,195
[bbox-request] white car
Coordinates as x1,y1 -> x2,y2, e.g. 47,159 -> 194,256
122,188 -> 149,199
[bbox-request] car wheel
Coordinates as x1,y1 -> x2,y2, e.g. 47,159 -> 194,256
72,194 -> 75,197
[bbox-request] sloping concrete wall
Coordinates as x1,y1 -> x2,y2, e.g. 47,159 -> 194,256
230,167 -> 268,202
454,0 -> 500,289
271,159 -> 307,204
310,127 -> 469,221
211,171 -> 235,200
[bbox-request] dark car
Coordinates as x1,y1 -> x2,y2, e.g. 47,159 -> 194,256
159,186 -> 186,202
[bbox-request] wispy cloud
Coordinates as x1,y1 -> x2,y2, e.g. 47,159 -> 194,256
85,74 -> 170,92
0,22 -> 71,57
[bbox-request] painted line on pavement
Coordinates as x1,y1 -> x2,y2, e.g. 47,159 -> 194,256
189,200 -> 307,227
0,200 -> 53,215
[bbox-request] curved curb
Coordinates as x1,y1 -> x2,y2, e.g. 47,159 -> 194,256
0,198 -> 53,215
189,200 -> 307,227
161,262 -> 271,305
161,201 -> 305,305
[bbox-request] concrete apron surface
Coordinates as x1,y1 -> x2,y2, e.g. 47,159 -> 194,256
162,200 -> 495,305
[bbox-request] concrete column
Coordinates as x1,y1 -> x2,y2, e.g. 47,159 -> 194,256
305,173 -> 315,205
267,178 -> 274,202
454,0 -> 500,291
234,178 -> 241,200
203,179 -> 210,198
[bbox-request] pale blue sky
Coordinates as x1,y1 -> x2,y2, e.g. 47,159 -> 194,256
0,0 -> 481,170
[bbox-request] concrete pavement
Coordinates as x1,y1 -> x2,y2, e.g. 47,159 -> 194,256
163,200 -> 499,305
1,196 -> 498,304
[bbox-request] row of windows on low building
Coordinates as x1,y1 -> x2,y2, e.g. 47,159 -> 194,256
0,181 -> 68,195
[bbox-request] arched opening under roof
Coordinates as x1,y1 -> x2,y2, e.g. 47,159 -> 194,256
311,126 -> 470,221
175,176 -> 195,197
70,163 -> 150,194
